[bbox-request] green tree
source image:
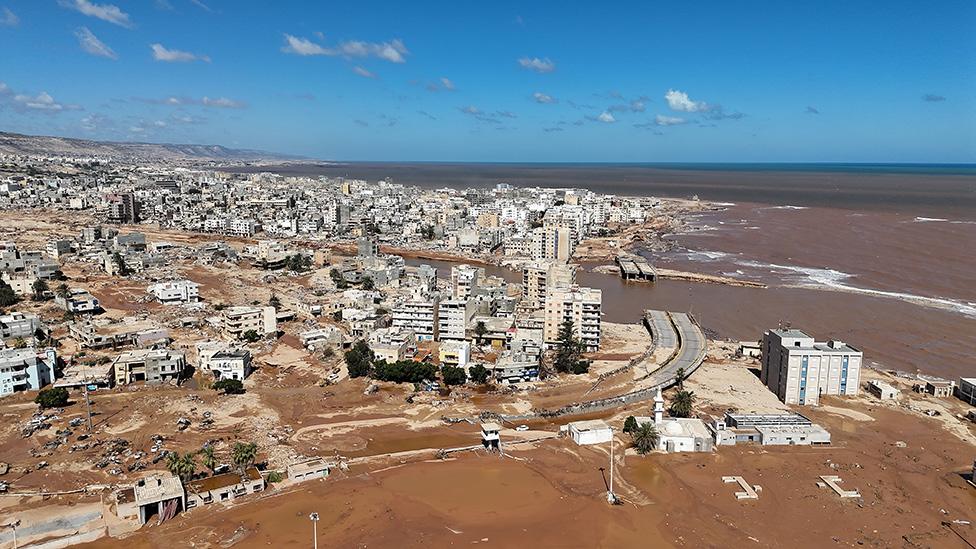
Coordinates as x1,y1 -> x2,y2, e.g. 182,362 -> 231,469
200,445 -> 218,475
372,360 -> 438,384
442,365 -> 467,386
361,276 -> 374,291
0,279 -> 17,307
468,364 -> 490,384
111,252 -> 131,276
669,390 -> 696,418
56,283 -> 70,300
623,416 -> 638,434
213,378 -> 245,395
268,294 -> 281,309
553,320 -> 588,375
473,321 -> 487,345
35,387 -> 69,409
674,367 -> 686,390
31,279 -> 49,301
241,330 -> 260,343
232,441 -> 258,476
344,340 -> 374,378
630,422 -> 660,455
12,337 -> 27,349
421,225 -> 435,240
165,451 -> 197,483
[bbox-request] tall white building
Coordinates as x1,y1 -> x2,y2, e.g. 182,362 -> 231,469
0,347 -> 56,397
543,286 -> 602,351
451,264 -> 481,300
529,227 -> 573,262
760,329 -> 862,406
391,297 -> 439,341
522,262 -> 576,307
438,299 -> 474,341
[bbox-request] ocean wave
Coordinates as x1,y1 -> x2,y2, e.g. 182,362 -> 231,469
913,217 -> 949,222
737,259 -> 976,318
686,250 -> 735,261
765,205 -> 809,210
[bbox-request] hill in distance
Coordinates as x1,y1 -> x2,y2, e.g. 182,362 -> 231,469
0,131 -> 306,163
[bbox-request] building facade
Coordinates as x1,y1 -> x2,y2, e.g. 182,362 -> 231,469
543,286 -> 602,351
0,347 -> 56,396
760,329 -> 862,406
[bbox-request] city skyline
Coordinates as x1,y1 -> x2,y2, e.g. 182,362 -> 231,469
1,0 -> 974,162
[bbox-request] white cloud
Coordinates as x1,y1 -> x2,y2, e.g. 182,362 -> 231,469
440,77 -> 455,90
75,27 -> 117,59
596,111 -> 615,123
665,89 -> 707,112
518,57 -> 555,73
353,66 -> 375,78
460,105 -> 481,115
281,34 -> 408,63
655,114 -> 686,126
533,92 -> 556,104
151,43 -> 210,63
14,91 -> 67,111
1,7 -> 19,26
59,0 -> 132,28
189,0 -> 212,12
200,96 -> 244,108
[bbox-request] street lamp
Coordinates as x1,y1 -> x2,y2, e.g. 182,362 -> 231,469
2,520 -> 20,549
308,512 -> 319,549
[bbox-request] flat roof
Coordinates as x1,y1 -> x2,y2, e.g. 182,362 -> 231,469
568,419 -> 611,432
187,466 -> 262,493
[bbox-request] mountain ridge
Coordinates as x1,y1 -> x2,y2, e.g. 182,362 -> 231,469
0,131 -> 306,162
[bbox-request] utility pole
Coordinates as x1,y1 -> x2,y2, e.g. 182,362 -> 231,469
309,512 -> 319,549
607,428 -> 618,505
83,380 -> 93,432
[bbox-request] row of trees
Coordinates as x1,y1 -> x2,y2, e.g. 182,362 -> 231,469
344,340 -> 481,387
166,441 -> 259,484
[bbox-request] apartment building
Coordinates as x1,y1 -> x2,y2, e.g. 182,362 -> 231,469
438,299 -> 474,341
147,280 -> 200,304
222,306 -> 277,339
113,349 -> 186,385
0,312 -> 43,340
522,262 -> 576,306
105,193 -> 141,224
760,329 -> 862,406
529,227 -> 573,262
543,286 -> 602,351
0,347 -> 56,397
451,264 -> 481,300
391,296 -> 439,342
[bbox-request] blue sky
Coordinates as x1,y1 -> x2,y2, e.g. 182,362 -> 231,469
0,0 -> 974,162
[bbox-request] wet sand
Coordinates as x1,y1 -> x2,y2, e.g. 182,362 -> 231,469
76,397 -> 976,549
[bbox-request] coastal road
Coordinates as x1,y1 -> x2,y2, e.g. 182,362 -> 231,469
644,310 -> 678,349
665,312 -> 707,382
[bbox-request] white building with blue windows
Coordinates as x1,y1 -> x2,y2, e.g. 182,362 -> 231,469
760,329 -> 862,406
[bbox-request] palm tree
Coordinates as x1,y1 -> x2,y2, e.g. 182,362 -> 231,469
674,367 -> 686,390
166,451 -> 197,484
231,442 -> 258,477
669,390 -> 696,418
56,283 -> 70,300
200,445 -> 218,476
631,422 -> 660,455
474,321 -> 487,345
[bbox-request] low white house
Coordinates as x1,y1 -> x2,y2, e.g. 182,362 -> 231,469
147,280 -> 200,304
566,419 -> 613,446
198,343 -> 252,381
